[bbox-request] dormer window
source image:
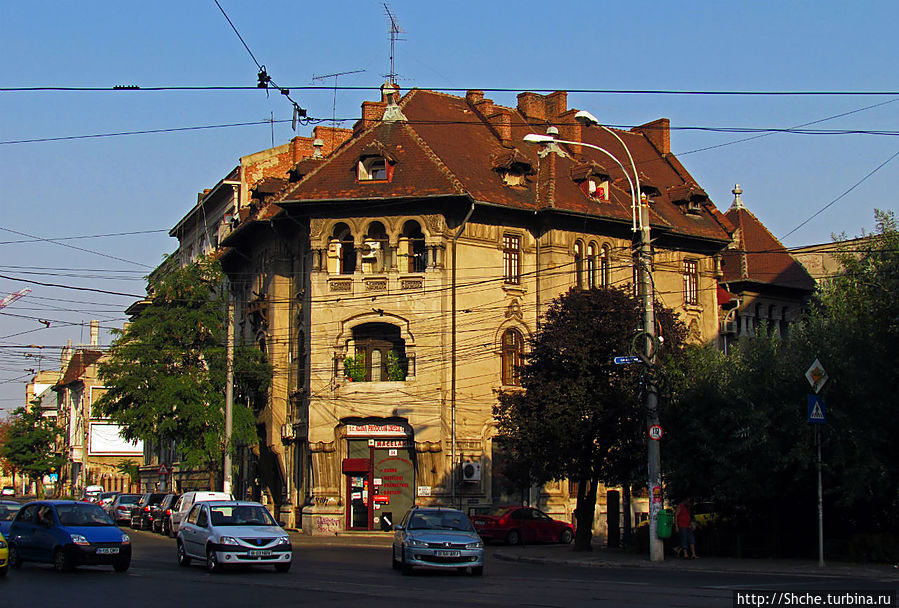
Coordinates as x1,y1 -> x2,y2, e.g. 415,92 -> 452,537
500,164 -> 529,187
358,155 -> 391,182
668,184 -> 708,216
492,150 -> 535,189
580,178 -> 610,202
570,162 -> 610,203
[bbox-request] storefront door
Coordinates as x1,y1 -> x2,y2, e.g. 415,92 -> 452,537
347,473 -> 369,530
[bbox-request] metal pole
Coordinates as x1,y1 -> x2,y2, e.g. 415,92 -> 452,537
224,296 -> 234,495
816,425 -> 824,567
451,203 -> 475,509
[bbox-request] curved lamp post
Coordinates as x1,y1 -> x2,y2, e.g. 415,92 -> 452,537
523,124 -> 663,562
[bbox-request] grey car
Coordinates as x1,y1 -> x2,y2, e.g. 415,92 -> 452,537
392,507 -> 484,576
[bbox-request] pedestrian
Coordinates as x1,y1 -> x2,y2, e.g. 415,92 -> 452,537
673,498 -> 698,558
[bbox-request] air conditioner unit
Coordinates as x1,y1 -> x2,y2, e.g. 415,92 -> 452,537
719,320 -> 737,335
361,241 -> 381,260
461,461 -> 481,483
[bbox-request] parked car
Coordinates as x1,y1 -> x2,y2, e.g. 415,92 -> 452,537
7,500 -> 131,572
470,506 -> 574,546
105,493 -> 140,524
129,493 -> 168,530
176,500 -> 291,573
150,493 -> 180,536
97,491 -> 120,510
169,491 -> 232,537
1,487 -> 14,497
0,500 -> 22,537
0,530 -> 8,577
82,485 -> 105,503
392,506 -> 484,575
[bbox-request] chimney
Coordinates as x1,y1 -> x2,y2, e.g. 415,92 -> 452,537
517,92 -> 546,121
90,320 -> 99,346
634,118 -> 670,155
557,109 -> 582,153
466,90 -> 485,105
62,339 -> 72,368
545,91 -> 568,119
488,111 -> 512,146
356,100 -> 386,133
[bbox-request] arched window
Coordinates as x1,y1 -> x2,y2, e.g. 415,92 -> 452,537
332,223 -> 356,275
402,220 -> 427,273
587,243 -> 598,288
358,156 -> 389,181
501,328 -> 524,386
600,245 -> 610,287
574,241 -> 585,289
362,221 -> 389,273
347,322 -> 407,382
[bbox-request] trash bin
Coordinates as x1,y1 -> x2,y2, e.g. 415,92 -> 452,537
656,508 -> 674,539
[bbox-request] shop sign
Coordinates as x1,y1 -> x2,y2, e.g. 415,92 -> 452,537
347,424 -> 410,437
373,495 -> 390,503
369,439 -> 413,448
417,486 -> 431,497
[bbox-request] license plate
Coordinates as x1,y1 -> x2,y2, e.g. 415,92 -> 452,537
435,550 -> 461,557
96,547 -> 120,555
248,550 -> 272,557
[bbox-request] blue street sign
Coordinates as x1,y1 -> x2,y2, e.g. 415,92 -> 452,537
807,394 -> 826,424
613,356 -> 641,365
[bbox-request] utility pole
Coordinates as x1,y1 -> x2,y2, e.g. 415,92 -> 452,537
224,295 -> 234,495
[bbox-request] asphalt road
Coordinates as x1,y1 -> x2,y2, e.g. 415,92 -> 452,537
4,529 -> 896,607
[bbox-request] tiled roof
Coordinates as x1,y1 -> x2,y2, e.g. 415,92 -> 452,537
722,205 -> 816,292
275,88 -> 733,245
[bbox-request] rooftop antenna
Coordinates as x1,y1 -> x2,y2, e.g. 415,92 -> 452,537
312,69 -> 366,126
383,3 -> 405,85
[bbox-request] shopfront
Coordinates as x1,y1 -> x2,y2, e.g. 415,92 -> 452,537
342,423 -> 415,531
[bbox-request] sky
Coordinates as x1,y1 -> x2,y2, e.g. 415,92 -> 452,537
0,0 -> 897,414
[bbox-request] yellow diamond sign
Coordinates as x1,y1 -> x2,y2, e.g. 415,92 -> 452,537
805,358 -> 828,394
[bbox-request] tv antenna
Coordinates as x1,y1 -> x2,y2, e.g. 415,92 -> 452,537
312,69 -> 366,126
383,3 -> 405,85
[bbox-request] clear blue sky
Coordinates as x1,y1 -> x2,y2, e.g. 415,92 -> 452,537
1,0 -> 897,412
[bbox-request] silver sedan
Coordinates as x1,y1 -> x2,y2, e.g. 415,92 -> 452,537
392,507 -> 484,576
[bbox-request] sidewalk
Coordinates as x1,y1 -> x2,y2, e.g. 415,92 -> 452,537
492,543 -> 899,580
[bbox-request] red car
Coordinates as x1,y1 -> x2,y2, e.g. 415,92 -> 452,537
471,506 -> 574,545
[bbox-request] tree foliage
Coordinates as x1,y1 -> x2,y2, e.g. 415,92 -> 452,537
96,256 -> 271,483
494,287 -> 685,550
0,398 -> 66,496
665,210 -> 899,555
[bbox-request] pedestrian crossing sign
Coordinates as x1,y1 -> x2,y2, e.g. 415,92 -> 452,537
807,394 -> 826,424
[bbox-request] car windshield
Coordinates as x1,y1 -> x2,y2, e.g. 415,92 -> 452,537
0,503 -> 21,521
209,505 -> 276,527
118,495 -> 140,505
408,511 -> 474,532
56,503 -> 116,526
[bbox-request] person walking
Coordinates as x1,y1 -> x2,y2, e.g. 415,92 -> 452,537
673,498 -> 698,558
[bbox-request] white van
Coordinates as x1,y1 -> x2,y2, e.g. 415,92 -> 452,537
168,490 -> 233,537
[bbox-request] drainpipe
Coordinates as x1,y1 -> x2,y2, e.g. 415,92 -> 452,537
451,202 -> 476,509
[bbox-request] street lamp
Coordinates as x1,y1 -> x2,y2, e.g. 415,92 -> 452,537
523,123 -> 663,562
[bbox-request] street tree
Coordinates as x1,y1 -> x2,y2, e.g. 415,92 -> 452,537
0,398 -> 66,497
494,287 -> 685,551
97,256 -> 271,489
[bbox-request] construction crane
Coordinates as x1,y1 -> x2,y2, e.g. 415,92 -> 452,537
0,287 -> 30,311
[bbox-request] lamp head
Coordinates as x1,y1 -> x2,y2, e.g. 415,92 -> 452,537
574,110 -> 600,127
522,133 -> 555,144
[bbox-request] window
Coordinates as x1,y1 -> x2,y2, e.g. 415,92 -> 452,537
503,234 -> 521,285
331,223 -> 356,275
587,243 -> 597,288
347,322 -> 407,382
402,220 -> 427,273
574,241 -> 585,289
501,328 -> 524,386
362,221 -> 389,273
358,156 -> 389,181
683,259 -> 699,305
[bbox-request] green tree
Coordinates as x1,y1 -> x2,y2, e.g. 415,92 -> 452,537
0,398 -> 66,497
96,256 -> 271,489
494,287 -> 685,551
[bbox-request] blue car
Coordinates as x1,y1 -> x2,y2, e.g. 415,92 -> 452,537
7,500 -> 131,572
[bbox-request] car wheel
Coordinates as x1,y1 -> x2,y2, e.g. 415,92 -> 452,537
206,547 -> 221,574
391,546 -> 401,570
472,565 -> 484,576
506,529 -> 521,545
113,557 -> 130,572
53,548 -> 73,572
0,564 -> 7,577
8,543 -> 22,568
400,546 -> 413,575
559,528 -> 574,544
274,562 -> 291,573
162,519 -> 170,537
177,540 -> 191,567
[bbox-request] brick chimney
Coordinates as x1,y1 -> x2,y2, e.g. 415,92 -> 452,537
545,91 -> 568,119
90,320 -> 99,347
488,111 -> 512,146
517,92 -> 546,121
634,118 -> 670,155
557,109 -> 582,153
356,100 -> 387,133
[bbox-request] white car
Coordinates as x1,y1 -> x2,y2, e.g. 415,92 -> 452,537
168,491 -> 232,537
176,500 -> 291,573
